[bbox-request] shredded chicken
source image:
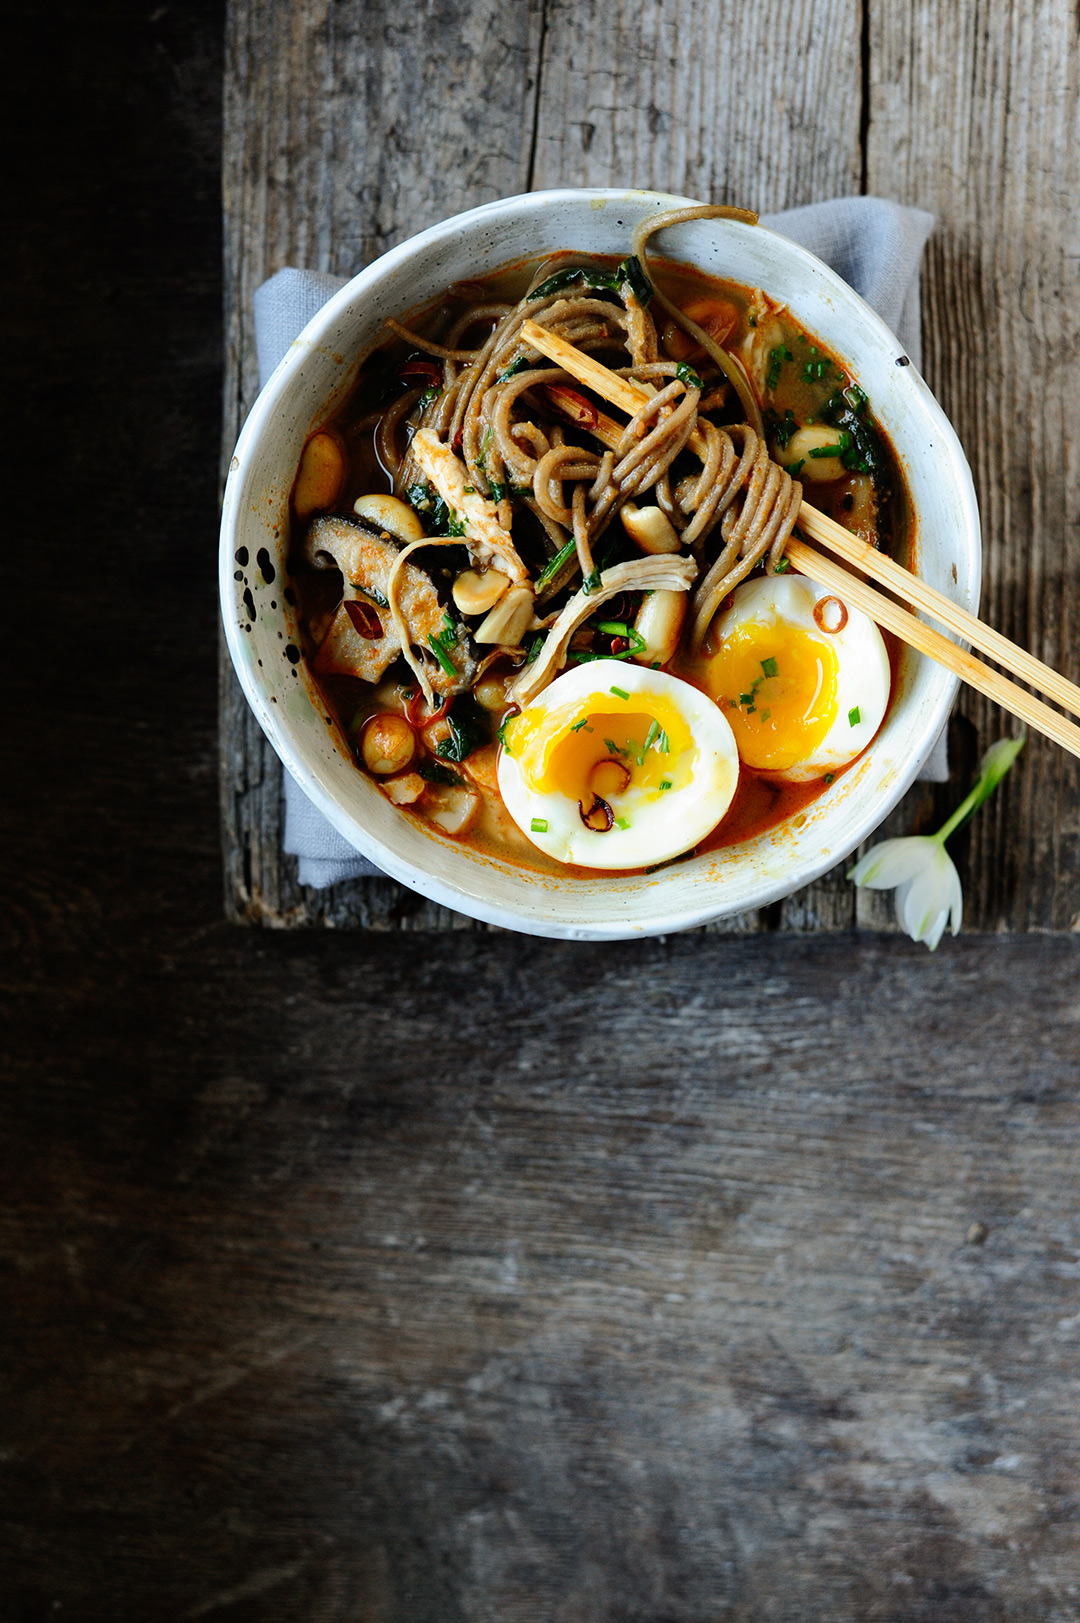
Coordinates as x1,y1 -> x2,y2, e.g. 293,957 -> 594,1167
411,428 -> 529,583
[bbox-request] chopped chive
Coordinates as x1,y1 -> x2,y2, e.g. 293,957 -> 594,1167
427,634 -> 457,677
748,314 -> 758,327
658,729 -> 670,753
610,686 -> 629,700
641,719 -> 660,761
774,558 -> 790,574
739,692 -> 755,706
615,816 -> 631,830
787,459 -> 805,477
530,817 -> 548,833
675,362 -> 704,390
570,718 -> 589,733
759,708 -> 771,722
809,442 -> 845,459
659,779 -> 672,791
582,567 -> 602,595
849,706 -> 861,727
760,657 -> 778,678
495,355 -> 530,383
823,772 -> 835,784
604,737 -> 629,758
535,537 -> 578,593
766,345 -> 792,391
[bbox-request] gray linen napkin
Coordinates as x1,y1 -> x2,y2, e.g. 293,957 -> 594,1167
254,194 -> 939,889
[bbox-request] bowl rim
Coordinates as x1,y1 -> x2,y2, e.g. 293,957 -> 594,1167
220,186 -> 982,939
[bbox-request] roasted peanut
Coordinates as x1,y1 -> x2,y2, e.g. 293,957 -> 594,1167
777,424 -> 847,483
452,567 -> 510,617
353,492 -> 425,542
620,502 -> 681,555
474,671 -> 513,711
475,583 -> 535,646
632,589 -> 687,667
360,711 -> 416,776
294,431 -> 346,519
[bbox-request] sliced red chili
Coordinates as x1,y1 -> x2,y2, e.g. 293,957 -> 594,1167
400,357 -> 442,385
813,595 -> 849,634
579,794 -> 615,833
344,599 -> 384,639
543,383 -> 599,431
407,689 -> 452,728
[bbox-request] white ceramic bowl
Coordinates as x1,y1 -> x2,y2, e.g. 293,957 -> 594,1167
220,188 -> 980,940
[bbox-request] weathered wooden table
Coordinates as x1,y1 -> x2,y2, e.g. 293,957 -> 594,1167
222,0 -> 1080,934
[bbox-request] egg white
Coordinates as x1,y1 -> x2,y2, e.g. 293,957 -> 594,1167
497,659 -> 739,869
711,574 -> 891,782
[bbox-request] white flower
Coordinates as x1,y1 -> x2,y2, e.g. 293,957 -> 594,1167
850,836 -> 962,950
848,731 -> 1025,951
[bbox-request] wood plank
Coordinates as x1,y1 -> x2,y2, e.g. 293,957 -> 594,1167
11,925 -> 1080,1616
220,0 -> 544,926
865,0 -> 1080,930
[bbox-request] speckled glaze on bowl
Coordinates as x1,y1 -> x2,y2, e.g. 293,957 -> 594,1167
219,188 -> 981,940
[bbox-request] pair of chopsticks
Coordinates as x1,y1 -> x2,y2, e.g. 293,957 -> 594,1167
520,318 -> 1080,761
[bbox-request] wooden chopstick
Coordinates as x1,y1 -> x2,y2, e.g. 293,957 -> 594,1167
786,539 -> 1080,760
521,316 -> 1080,756
796,505 -> 1080,723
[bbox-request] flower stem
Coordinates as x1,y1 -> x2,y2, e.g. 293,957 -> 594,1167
934,730 -> 1026,846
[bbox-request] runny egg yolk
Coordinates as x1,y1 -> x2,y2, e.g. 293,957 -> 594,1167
706,622 -> 839,772
504,692 -> 694,803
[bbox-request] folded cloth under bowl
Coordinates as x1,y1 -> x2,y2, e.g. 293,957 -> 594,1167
252,194 -> 942,889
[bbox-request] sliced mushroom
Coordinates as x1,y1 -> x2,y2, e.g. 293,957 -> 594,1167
510,555 -> 697,707
304,515 -> 476,693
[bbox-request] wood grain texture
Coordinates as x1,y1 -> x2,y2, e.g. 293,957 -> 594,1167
221,0 -> 1080,933
220,0 -> 543,927
7,927 -> 1080,1619
866,0 -> 1080,929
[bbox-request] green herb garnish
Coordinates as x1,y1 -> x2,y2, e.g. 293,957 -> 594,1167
657,729 -> 669,754
531,817 -> 548,833
435,695 -> 487,762
610,686 -> 630,700
535,537 -> 578,594
615,817 -> 631,830
659,779 -> 672,791
524,632 -> 545,664
849,706 -> 861,727
774,558 -> 790,574
418,761 -> 465,787
823,772 -> 835,784
787,459 -> 805,477
675,362 -> 704,390
570,718 -> 590,733
495,355 -> 531,383
761,657 -> 778,678
427,634 -> 457,678
766,345 -> 792,391
582,567 -> 602,595
809,437 -> 848,459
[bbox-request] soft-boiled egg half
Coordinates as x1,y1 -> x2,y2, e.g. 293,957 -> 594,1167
497,659 -> 739,869
702,574 -> 891,782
